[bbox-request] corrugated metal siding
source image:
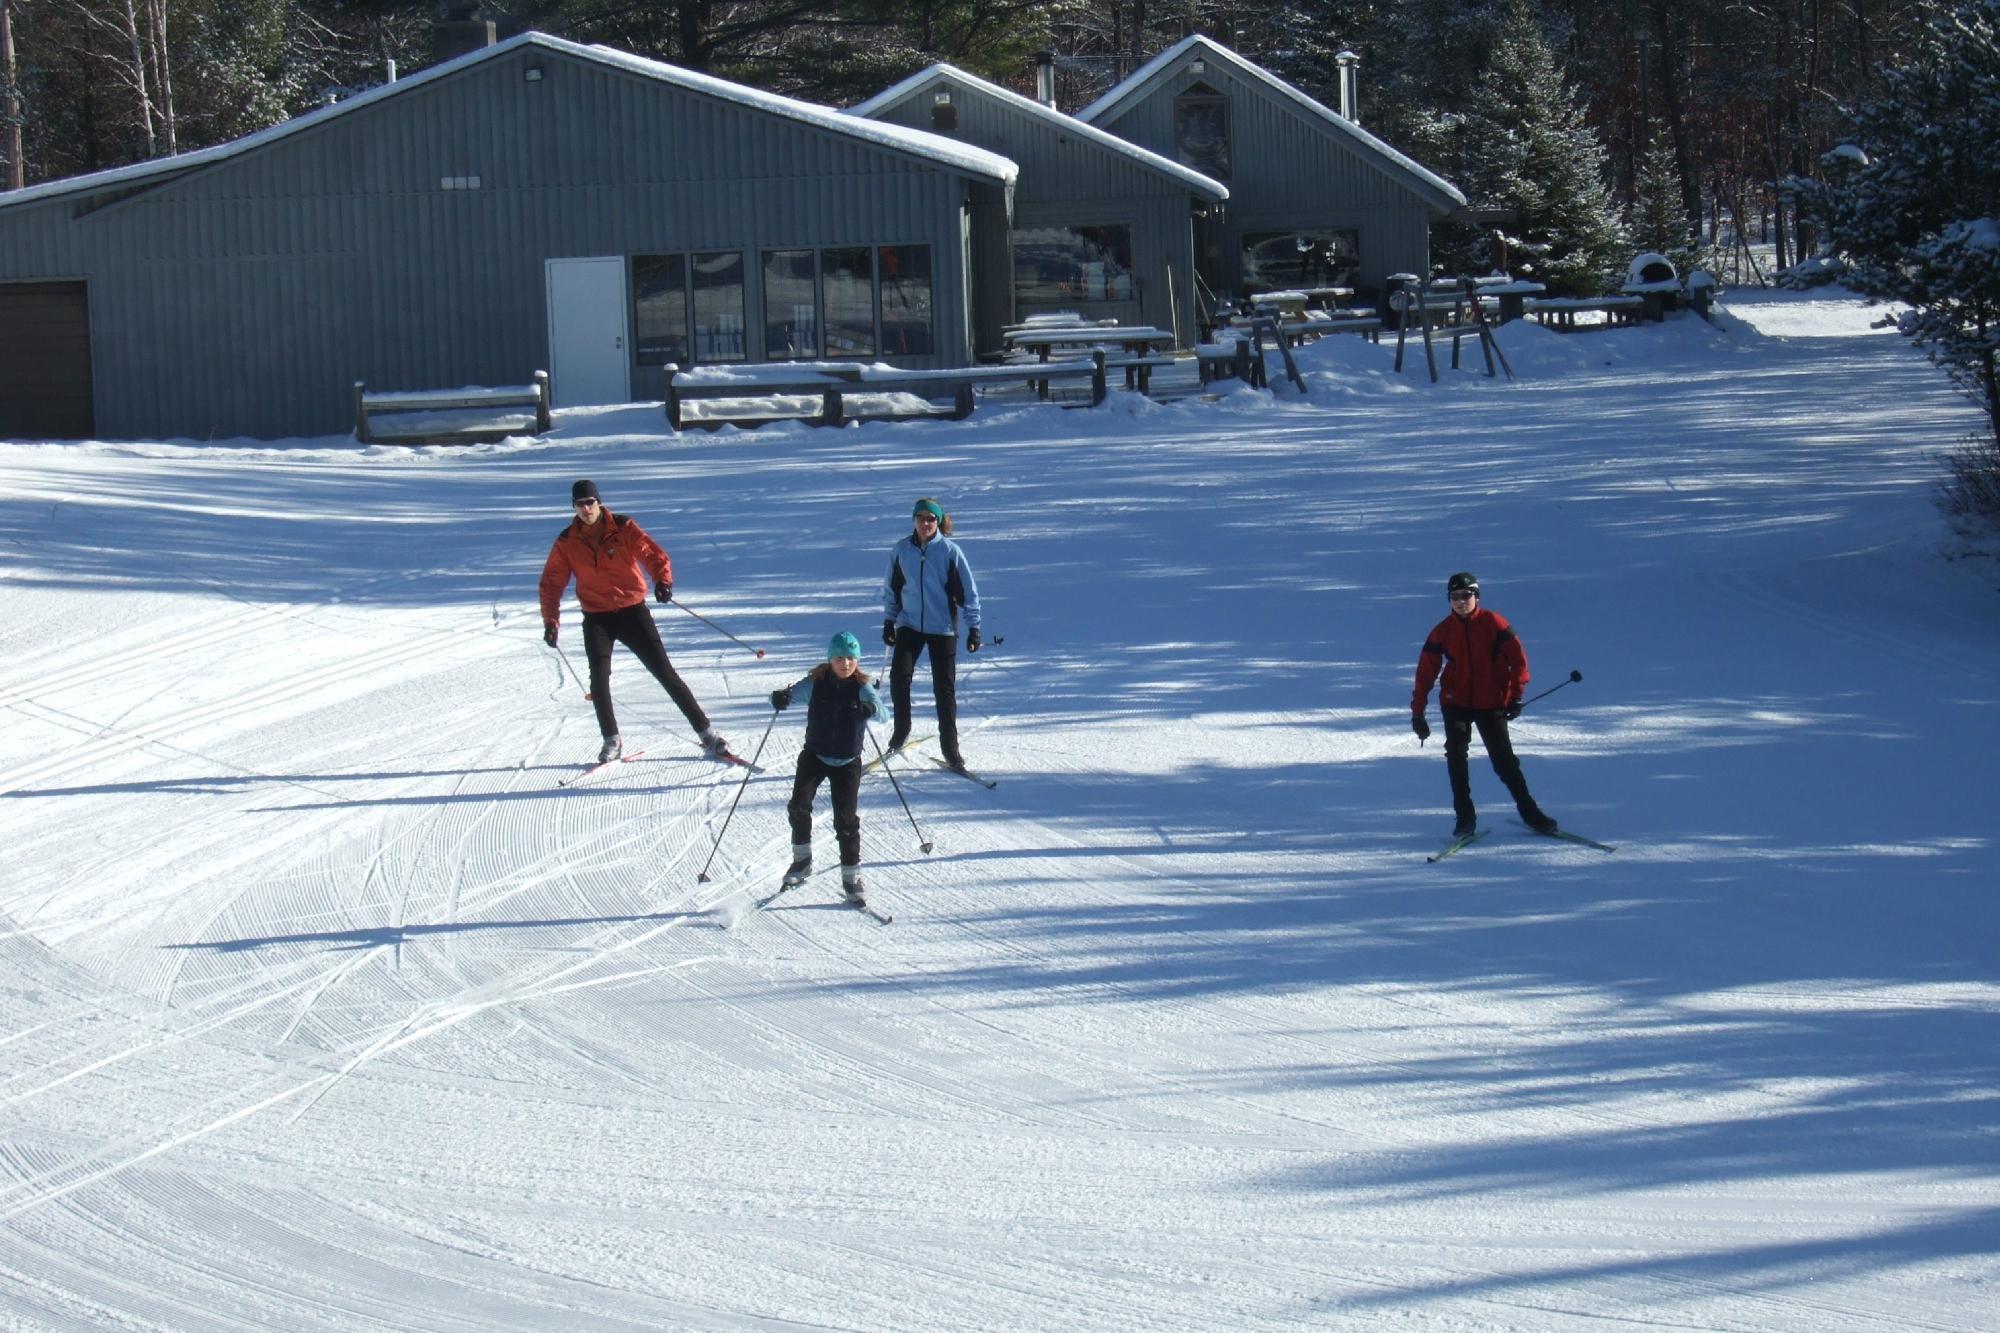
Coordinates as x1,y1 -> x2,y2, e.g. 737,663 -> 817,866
1093,64 -> 1437,295
0,48 -> 979,439
866,76 -> 1205,345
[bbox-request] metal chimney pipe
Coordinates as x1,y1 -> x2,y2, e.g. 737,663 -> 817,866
1033,51 -> 1056,109
1335,50 -> 1360,123
386,57 -> 398,83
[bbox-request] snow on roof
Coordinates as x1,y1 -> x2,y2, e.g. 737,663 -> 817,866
1075,35 -> 1465,211
0,31 -> 1013,215
848,64 -> 1226,202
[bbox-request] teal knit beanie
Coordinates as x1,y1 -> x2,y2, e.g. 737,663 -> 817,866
912,498 -> 944,521
827,631 -> 862,661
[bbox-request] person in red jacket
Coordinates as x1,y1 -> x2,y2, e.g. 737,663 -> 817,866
539,479 -> 730,764
1411,571 -> 1558,839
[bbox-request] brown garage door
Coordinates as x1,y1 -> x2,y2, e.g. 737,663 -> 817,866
0,281 -> 94,439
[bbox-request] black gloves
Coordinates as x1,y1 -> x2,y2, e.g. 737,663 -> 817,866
882,619 -> 897,646
1411,712 -> 1430,743
770,686 -> 792,711
1504,700 -> 1524,721
544,624 -> 559,647
656,582 -> 672,603
967,627 -> 983,653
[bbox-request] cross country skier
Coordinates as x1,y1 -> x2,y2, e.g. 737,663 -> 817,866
1411,571 -> 1559,840
769,632 -> 886,905
538,479 -> 732,764
882,497 -> 982,772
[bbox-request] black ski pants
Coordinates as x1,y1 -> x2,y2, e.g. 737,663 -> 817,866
580,603 -> 710,739
1442,704 -> 1547,825
889,626 -> 960,760
788,752 -> 863,867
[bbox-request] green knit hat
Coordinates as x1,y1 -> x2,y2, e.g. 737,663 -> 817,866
827,631 -> 862,661
912,498 -> 944,522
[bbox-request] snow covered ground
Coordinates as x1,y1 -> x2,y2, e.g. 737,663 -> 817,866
0,288 -> 1994,1330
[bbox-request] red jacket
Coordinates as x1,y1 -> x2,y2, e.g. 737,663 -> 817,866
1412,606 -> 1530,713
539,513 -> 673,626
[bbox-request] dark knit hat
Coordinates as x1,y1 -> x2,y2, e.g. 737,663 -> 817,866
571,479 -> 600,503
1447,571 -> 1480,596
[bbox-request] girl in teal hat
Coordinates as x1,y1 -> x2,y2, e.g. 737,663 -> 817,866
767,631 -> 886,903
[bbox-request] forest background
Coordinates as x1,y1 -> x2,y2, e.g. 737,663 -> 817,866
0,0 -> 1935,284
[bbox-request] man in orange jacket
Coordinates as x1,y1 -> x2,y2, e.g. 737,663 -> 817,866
539,479 -> 730,764
1411,571 -> 1558,840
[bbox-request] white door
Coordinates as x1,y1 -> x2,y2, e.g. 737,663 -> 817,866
545,257 -> 630,407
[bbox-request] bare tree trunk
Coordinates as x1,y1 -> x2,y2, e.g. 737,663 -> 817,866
1983,344 -> 2000,449
2,0 -> 23,190
117,0 -> 155,156
144,0 -> 172,154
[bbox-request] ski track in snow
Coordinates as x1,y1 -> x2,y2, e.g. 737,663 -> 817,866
0,290 -> 1996,1329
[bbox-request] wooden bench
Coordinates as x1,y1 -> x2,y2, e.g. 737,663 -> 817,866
353,372 -> 550,445
1196,337 -> 1262,387
665,357 -> 1108,430
1525,296 -> 1646,330
1198,318 -> 1306,392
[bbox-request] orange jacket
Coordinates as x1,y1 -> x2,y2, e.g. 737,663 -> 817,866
539,513 -> 673,626
1412,607 -> 1530,713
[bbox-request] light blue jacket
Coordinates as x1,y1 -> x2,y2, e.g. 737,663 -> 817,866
882,533 -> 981,637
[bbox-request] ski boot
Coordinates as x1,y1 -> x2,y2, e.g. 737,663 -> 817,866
781,845 -> 814,890
841,867 -> 866,905
699,727 -> 734,761
597,734 -> 623,764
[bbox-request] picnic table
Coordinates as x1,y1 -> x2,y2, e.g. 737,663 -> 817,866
1477,280 -> 1546,323
1296,285 -> 1355,309
1003,324 -> 1178,395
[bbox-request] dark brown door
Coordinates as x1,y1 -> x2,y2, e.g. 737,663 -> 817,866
0,281 -> 94,438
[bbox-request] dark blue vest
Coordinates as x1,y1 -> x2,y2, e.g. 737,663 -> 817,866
804,674 -> 869,761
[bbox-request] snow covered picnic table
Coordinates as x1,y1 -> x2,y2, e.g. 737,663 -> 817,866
1001,324 -> 1179,394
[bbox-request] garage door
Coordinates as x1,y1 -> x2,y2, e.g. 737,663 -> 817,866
0,281 -> 94,439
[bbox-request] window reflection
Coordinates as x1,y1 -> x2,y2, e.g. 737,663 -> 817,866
1014,225 -> 1136,305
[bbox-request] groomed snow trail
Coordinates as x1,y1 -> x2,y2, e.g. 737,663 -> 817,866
0,291 -> 1995,1329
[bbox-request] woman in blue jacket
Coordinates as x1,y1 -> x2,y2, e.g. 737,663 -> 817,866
881,497 -> 982,771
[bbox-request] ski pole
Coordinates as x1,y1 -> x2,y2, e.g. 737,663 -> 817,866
695,708 -> 781,883
868,728 -> 933,855
547,639 -> 593,700
1520,669 -> 1583,710
670,600 -> 766,658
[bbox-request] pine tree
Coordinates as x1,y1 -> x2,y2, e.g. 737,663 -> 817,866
1628,128 -> 1701,275
1448,3 -> 1627,294
1793,0 -> 2000,451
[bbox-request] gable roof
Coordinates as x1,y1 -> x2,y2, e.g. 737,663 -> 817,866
1076,35 -> 1464,212
849,63 -> 1226,202
0,31 -> 1015,216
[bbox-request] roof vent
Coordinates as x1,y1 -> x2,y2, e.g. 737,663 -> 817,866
1335,50 -> 1360,123
1033,51 -> 1056,109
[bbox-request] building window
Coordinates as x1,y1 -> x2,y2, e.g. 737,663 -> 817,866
1241,228 -> 1361,293
822,247 -> 876,356
878,244 -> 933,357
763,249 -> 819,359
1012,225 -> 1136,305
633,254 -> 689,366
691,251 -> 746,362
1173,85 -> 1231,181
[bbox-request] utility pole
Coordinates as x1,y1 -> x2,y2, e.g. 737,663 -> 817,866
1,0 -> 21,191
